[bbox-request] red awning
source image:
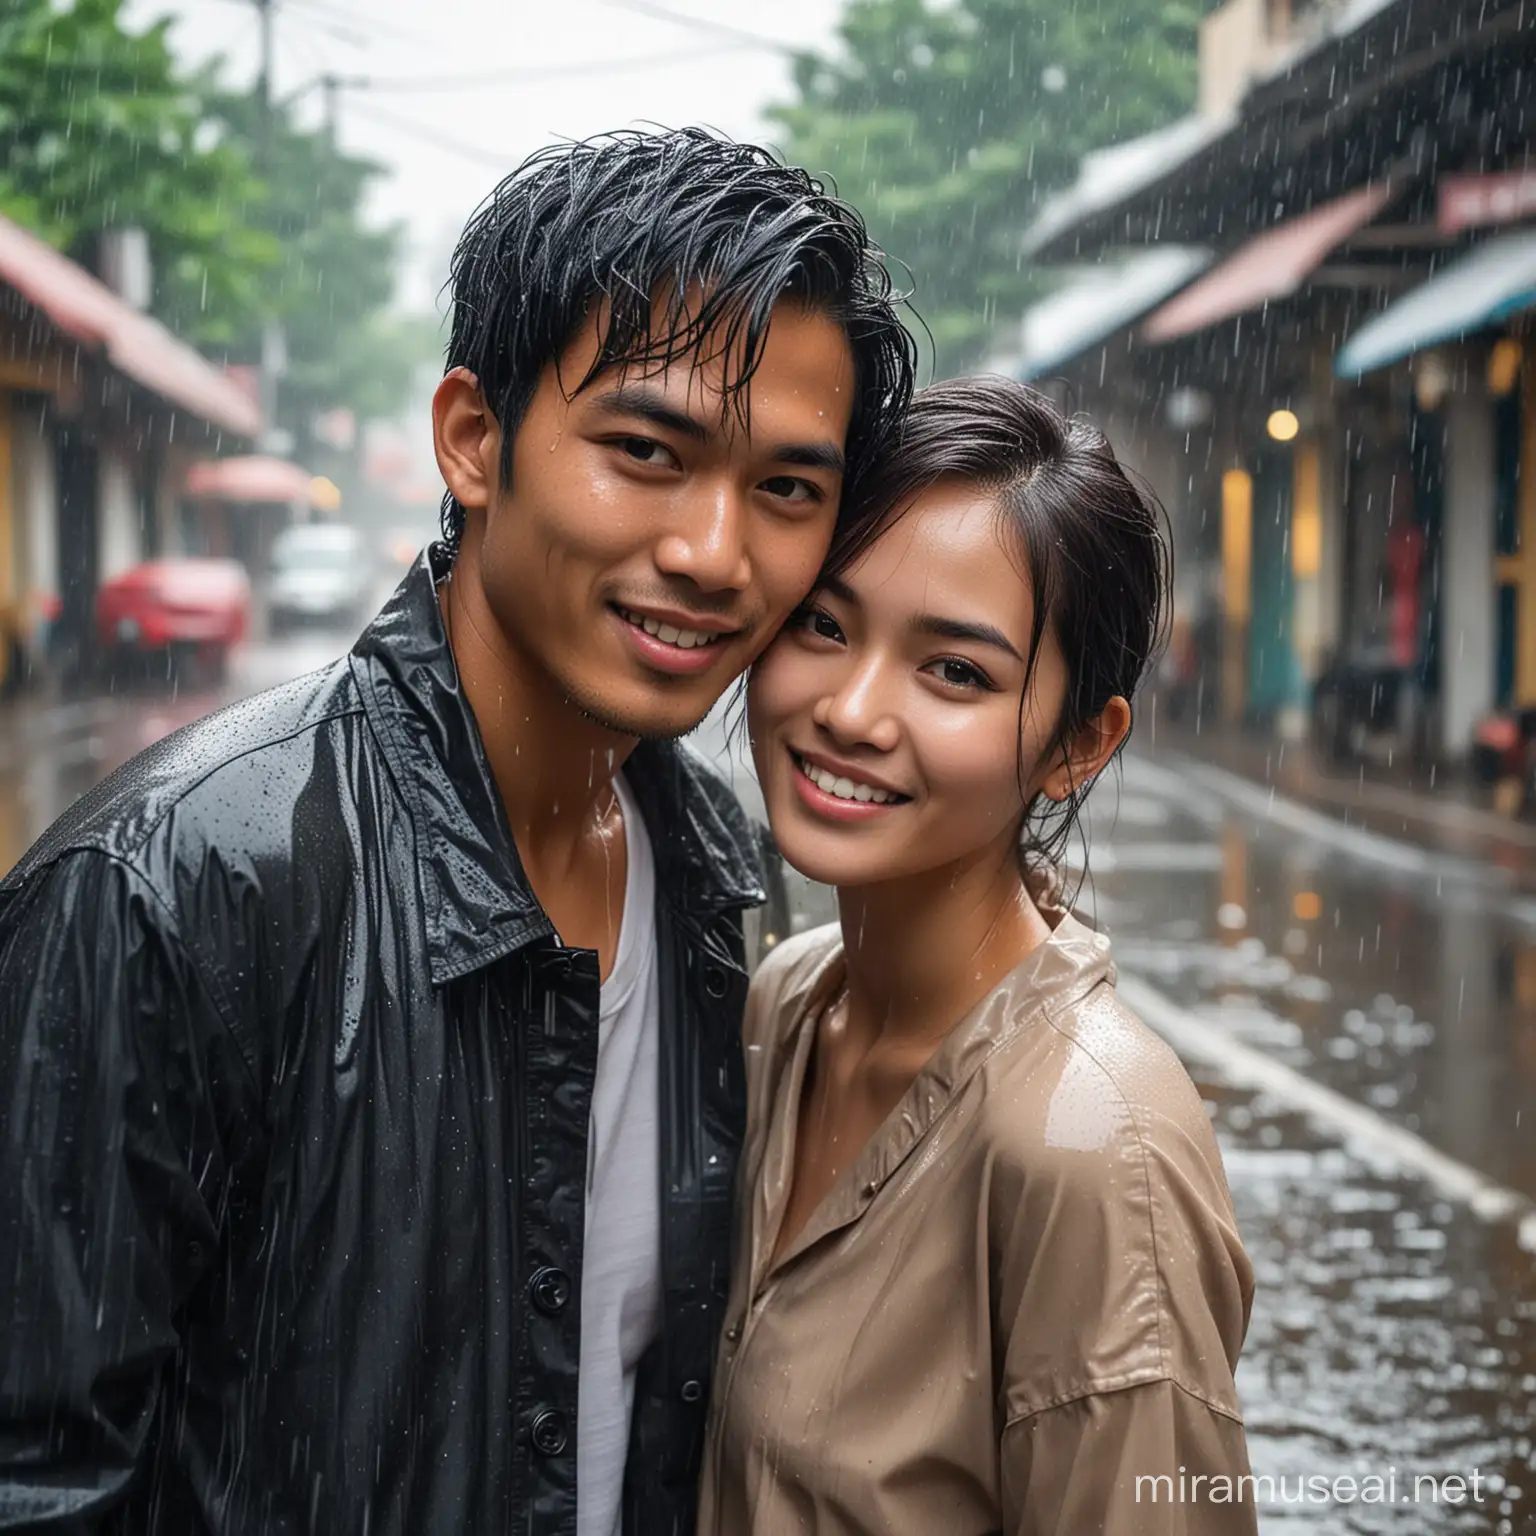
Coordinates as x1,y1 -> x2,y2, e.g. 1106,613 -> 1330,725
0,215 -> 261,438
185,455 -> 315,505
1142,183 -> 1395,344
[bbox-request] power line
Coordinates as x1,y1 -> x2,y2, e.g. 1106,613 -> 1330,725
350,43 -> 750,94
591,0 -> 795,53
342,98 -> 523,171
284,0 -> 435,46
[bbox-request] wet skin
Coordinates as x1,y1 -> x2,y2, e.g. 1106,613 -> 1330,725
746,482 -> 1129,1259
432,299 -> 855,977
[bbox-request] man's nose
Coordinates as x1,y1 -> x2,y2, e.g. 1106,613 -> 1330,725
653,483 -> 752,593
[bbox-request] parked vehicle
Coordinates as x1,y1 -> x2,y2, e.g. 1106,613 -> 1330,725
267,522 -> 371,634
95,558 -> 251,686
1471,708 -> 1536,817
1310,643 -> 1417,765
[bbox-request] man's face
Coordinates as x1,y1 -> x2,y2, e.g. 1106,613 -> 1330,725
451,301 -> 856,740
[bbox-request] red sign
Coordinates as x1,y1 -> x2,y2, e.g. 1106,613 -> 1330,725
1439,170 -> 1536,234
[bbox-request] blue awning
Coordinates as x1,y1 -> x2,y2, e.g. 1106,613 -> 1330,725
1016,247 -> 1211,381
1335,229 -> 1536,378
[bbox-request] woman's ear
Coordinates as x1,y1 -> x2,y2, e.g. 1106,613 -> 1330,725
433,368 -> 499,513
1042,696 -> 1132,802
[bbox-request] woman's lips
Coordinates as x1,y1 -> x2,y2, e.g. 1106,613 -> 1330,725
787,747 -> 908,823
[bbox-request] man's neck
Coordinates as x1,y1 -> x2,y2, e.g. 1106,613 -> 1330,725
439,562 -> 636,880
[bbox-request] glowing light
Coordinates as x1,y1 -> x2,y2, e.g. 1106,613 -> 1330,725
1266,408 -> 1300,443
1488,338 -> 1523,398
309,475 -> 343,512
1293,891 -> 1322,922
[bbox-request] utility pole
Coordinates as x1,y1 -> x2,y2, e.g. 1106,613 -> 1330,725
251,0 -> 288,456
255,0 -> 275,138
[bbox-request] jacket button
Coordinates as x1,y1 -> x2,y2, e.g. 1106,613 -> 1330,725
529,1266 -> 571,1315
703,963 -> 728,998
680,1378 -> 704,1404
725,1322 -> 742,1343
531,1409 -> 568,1456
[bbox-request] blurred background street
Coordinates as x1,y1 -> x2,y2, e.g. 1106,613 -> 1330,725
2,0 -> 1535,1529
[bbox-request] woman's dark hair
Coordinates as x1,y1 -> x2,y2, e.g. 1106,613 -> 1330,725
438,127 -> 916,559
826,375 -> 1172,880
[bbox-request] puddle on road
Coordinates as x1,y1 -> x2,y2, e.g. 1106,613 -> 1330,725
1204,1074 -> 1536,1534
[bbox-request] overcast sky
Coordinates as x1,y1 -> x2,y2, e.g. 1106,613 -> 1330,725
124,0 -> 848,314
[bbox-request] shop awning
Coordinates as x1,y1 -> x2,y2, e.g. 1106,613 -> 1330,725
0,215 -> 261,438
1017,247 -> 1212,380
186,455 -> 314,504
1021,114 -> 1236,260
1334,229 -> 1536,377
1141,183 -> 1394,343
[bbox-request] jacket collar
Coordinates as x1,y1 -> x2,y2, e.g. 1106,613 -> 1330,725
351,546 -> 762,986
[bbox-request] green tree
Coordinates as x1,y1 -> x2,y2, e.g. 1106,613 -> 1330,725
0,0 -> 420,439
773,0 -> 1208,371
0,0 -> 275,345
200,88 -> 422,450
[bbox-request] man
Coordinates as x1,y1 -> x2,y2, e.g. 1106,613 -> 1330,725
0,128 -> 913,1535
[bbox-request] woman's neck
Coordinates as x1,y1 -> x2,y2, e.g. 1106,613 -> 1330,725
834,848 -> 1054,1048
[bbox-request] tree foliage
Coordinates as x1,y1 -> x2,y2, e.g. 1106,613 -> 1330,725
0,0 -> 274,342
772,0 -> 1209,372
0,0 -> 416,432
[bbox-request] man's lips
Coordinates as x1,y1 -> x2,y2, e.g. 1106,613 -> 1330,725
611,605 -> 739,676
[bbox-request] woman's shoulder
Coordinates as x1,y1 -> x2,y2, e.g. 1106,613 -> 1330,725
984,974 -> 1253,1422
983,973 -> 1227,1193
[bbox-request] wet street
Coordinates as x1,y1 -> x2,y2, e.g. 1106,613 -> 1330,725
3,616 -> 1535,1533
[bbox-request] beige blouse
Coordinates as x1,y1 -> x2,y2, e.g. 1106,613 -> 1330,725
698,908 -> 1257,1536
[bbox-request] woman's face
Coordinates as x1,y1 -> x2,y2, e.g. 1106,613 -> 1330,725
748,479 -> 1070,891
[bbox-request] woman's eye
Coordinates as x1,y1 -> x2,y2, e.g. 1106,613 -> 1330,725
761,475 -> 820,504
790,605 -> 843,642
618,437 -> 678,468
930,657 -> 992,691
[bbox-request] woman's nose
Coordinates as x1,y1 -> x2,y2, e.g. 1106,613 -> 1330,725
813,658 -> 901,752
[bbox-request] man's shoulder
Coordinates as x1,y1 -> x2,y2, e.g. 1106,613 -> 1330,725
673,739 -> 755,842
2,657 -> 367,898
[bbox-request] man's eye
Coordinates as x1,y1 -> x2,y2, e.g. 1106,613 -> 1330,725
618,437 -> 677,468
761,476 -> 820,503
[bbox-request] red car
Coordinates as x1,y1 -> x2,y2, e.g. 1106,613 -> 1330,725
95,558 -> 251,684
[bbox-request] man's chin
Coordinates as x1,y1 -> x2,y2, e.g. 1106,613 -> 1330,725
571,688 -> 718,743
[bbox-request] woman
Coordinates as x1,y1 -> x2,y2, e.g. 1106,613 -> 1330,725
699,379 -> 1256,1535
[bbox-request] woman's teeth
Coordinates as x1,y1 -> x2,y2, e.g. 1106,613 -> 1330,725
620,608 -> 723,650
796,754 -> 899,804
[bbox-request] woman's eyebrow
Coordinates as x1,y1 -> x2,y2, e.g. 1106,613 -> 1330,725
819,576 -> 1025,661
913,614 -> 1025,661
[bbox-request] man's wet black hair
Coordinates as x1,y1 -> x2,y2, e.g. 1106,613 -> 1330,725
438,127 -> 916,558
824,376 -> 1172,885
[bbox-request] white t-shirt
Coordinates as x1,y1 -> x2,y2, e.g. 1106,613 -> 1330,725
577,772 -> 662,1536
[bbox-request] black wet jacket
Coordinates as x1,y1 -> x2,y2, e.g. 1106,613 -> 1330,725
0,551 -> 764,1535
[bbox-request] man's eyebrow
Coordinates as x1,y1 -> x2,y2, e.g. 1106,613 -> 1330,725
589,385 -> 709,442
768,441 -> 846,476
589,385 -> 845,475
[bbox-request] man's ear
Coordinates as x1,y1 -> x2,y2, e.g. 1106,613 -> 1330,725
433,368 -> 499,512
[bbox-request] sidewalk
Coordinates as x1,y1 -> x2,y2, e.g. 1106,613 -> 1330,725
1142,719 -> 1536,898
